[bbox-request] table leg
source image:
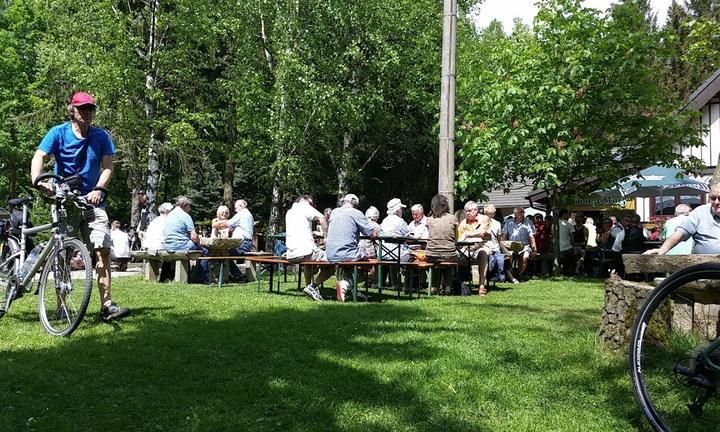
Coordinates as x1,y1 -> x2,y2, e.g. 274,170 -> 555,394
218,260 -> 224,288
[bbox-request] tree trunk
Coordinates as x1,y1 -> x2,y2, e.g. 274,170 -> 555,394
8,125 -> 17,198
223,113 -> 236,208
144,0 -> 160,217
551,188 -> 562,276
336,131 -> 352,199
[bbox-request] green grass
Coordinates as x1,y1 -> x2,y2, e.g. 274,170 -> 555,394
0,275 -> 649,431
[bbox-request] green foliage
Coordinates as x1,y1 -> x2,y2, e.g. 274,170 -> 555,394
457,0 -> 704,203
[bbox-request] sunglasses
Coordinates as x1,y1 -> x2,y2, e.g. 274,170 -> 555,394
710,195 -> 720,202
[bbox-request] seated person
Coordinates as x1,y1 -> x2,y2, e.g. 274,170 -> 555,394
210,205 -> 230,238
360,206 -> 381,259
502,207 -> 537,280
457,200 -> 489,296
163,196 -> 209,284
407,204 -> 429,239
286,194 -> 333,302
144,202 -> 173,252
110,220 -> 130,271
425,194 -> 459,294
326,194 -> 378,302
380,198 -> 411,290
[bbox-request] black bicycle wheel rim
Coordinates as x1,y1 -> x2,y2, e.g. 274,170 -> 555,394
38,238 -> 93,336
629,263 -> 720,432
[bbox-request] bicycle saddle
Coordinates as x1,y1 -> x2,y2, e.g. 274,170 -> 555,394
8,197 -> 33,207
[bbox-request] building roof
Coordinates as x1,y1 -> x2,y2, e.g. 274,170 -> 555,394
478,182 -> 536,209
682,67 -> 720,111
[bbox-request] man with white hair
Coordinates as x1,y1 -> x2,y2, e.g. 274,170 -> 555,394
658,204 -> 693,255
226,199 -> 254,255
407,204 -> 429,239
326,194 -> 378,301
502,206 -> 537,280
144,202 -> 173,252
285,194 -> 333,302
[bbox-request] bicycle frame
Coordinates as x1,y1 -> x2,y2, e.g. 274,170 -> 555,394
4,190 -> 79,292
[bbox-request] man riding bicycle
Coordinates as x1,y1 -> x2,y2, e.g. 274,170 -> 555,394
30,91 -> 130,322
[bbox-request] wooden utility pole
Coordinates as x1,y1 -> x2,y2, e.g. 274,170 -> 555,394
438,0 -> 457,212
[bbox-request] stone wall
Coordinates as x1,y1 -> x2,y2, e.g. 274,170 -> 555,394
600,274 -> 655,351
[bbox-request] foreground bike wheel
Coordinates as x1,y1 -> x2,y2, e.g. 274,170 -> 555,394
629,263 -> 720,431
0,237 -> 20,316
38,238 -> 93,336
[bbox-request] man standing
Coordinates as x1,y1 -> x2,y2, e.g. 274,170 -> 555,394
661,204 -> 693,255
326,194 -> 377,302
502,207 -> 537,280
32,91 -> 130,322
163,196 -> 209,283
647,184 -> 720,255
285,194 -> 333,302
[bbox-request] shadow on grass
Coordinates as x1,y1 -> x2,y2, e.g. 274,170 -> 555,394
1,304 -> 492,432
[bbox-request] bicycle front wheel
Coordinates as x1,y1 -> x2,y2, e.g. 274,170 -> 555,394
0,237 -> 20,316
629,263 -> 720,431
38,238 -> 93,336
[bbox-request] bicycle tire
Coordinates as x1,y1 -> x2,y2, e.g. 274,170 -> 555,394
0,237 -> 20,316
629,262 -> 720,431
37,238 -> 93,336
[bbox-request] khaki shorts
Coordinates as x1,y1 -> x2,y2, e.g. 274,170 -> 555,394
288,246 -> 327,264
66,205 -> 112,251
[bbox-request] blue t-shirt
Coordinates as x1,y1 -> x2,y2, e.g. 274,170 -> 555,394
163,207 -> 196,251
326,206 -> 375,263
38,122 -> 116,194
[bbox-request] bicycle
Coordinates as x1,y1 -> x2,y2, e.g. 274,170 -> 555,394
629,262 -> 720,431
0,173 -> 101,336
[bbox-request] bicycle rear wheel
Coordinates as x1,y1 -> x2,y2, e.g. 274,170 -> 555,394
0,237 -> 20,316
629,263 -> 720,431
37,238 -> 93,336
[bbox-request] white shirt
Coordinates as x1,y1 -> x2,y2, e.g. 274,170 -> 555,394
285,201 -> 323,259
407,216 -> 429,239
558,219 -> 574,252
144,214 -> 167,252
111,229 -> 130,258
380,214 -> 409,237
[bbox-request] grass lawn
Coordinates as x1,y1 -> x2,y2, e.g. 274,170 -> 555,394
0,274 -> 650,431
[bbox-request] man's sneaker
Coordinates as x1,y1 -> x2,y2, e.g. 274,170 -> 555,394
101,303 -> 131,322
511,278 -> 520,284
335,280 -> 350,302
303,284 -> 324,302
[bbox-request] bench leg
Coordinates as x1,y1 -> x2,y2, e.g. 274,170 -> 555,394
246,260 -> 257,282
352,265 -> 358,302
175,260 -> 190,283
145,260 -> 160,282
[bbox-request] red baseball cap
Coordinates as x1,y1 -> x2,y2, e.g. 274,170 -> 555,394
70,91 -> 97,107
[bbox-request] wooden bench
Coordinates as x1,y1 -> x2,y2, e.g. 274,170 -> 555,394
196,252 -> 273,288
131,250 -> 203,283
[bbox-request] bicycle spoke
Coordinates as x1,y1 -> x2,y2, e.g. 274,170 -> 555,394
630,264 -> 720,432
38,238 -> 93,336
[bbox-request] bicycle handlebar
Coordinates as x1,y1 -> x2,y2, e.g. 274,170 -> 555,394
33,173 -> 107,209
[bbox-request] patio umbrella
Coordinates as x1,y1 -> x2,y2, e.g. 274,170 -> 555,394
597,165 -> 709,199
